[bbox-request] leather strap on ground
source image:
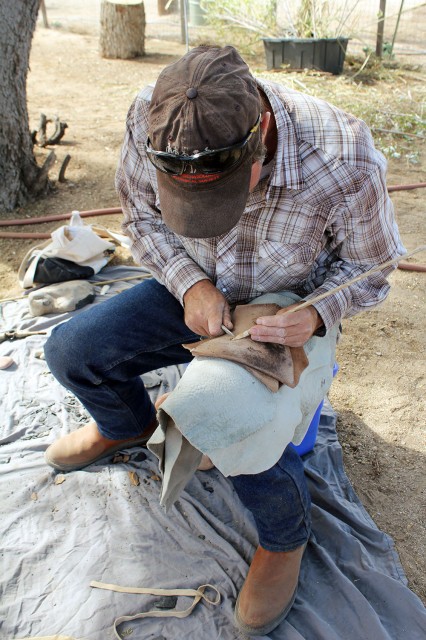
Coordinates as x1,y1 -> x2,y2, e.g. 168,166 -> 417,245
90,581 -> 221,639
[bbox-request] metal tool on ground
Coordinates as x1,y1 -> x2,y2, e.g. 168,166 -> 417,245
0,330 -> 47,344
232,245 -> 426,340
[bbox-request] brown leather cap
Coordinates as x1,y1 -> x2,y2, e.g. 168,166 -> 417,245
149,45 -> 261,238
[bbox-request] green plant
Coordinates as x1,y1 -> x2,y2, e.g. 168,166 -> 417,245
292,0 -> 360,38
257,60 -> 425,163
200,0 -> 278,49
200,0 -> 361,45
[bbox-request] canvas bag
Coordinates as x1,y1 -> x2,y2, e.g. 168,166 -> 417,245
18,212 -> 121,288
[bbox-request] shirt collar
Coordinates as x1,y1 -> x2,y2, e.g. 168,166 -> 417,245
256,78 -> 304,191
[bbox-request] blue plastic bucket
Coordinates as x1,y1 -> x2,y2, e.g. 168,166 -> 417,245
291,363 -> 339,456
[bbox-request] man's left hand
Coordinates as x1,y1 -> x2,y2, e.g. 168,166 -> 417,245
249,303 -> 323,347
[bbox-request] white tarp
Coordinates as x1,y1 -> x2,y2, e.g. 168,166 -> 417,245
1,266 -> 424,640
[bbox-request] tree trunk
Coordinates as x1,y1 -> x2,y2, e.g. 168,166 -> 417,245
376,0 -> 387,58
0,0 -> 50,213
100,0 -> 145,59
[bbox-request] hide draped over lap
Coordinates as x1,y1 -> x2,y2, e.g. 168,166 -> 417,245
148,292 -> 340,510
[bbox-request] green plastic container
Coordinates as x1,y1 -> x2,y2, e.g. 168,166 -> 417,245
262,37 -> 349,74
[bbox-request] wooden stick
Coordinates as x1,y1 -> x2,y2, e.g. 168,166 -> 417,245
58,154 -> 71,182
40,0 -> 49,28
232,245 -> 426,340
89,274 -> 152,286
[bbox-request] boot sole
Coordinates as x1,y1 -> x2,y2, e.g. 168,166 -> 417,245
234,586 -> 297,636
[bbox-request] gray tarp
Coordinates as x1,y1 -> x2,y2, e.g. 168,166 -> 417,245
1,267 -> 424,640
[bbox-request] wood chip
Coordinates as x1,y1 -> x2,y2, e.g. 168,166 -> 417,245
112,453 -> 130,464
31,492 -> 38,501
150,473 -> 161,482
54,474 -> 66,485
129,471 -> 140,486
372,453 -> 382,479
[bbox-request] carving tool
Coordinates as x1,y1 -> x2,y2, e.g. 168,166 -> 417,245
221,324 -> 235,337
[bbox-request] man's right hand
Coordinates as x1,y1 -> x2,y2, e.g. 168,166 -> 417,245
183,280 -> 233,337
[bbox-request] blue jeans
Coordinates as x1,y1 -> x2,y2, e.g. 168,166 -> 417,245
44,278 -> 311,551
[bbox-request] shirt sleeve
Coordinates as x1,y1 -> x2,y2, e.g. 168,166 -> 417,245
305,162 -> 405,330
115,95 -> 210,304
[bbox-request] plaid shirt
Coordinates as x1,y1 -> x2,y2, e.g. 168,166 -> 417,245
116,79 -> 404,330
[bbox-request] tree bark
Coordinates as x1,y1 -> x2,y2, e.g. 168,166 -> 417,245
0,0 -> 51,213
100,0 -> 145,59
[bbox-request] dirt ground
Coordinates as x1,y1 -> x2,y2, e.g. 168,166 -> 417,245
0,6 -> 425,604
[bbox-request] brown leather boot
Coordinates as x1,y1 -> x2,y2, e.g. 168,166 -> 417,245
234,543 -> 306,636
44,417 -> 158,472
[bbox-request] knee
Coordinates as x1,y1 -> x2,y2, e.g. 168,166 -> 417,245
44,321 -> 86,384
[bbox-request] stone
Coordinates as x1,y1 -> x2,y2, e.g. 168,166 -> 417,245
28,280 -> 95,316
0,355 -> 15,369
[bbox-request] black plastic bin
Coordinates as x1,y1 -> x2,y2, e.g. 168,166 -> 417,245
262,37 -> 349,74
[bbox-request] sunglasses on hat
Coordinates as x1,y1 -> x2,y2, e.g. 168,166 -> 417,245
145,114 -> 261,175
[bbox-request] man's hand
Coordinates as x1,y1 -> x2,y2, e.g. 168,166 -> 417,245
183,280 -> 233,337
249,303 -> 323,347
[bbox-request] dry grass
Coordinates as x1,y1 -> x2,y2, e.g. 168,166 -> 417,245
247,53 -> 425,163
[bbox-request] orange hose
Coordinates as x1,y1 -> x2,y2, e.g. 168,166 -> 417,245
0,207 -> 122,228
0,181 -> 425,238
397,261 -> 426,273
0,232 -> 51,239
387,182 -> 426,193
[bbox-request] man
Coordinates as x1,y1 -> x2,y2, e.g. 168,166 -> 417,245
44,46 -> 403,636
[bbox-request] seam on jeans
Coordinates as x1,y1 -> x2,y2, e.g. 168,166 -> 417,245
97,384 -> 156,439
60,365 -> 155,438
276,460 -> 311,540
260,537 -> 308,553
100,332 -> 199,376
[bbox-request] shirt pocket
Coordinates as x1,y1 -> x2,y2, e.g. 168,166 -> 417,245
257,241 -> 316,291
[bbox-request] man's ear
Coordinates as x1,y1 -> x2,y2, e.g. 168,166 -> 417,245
260,112 -> 271,143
